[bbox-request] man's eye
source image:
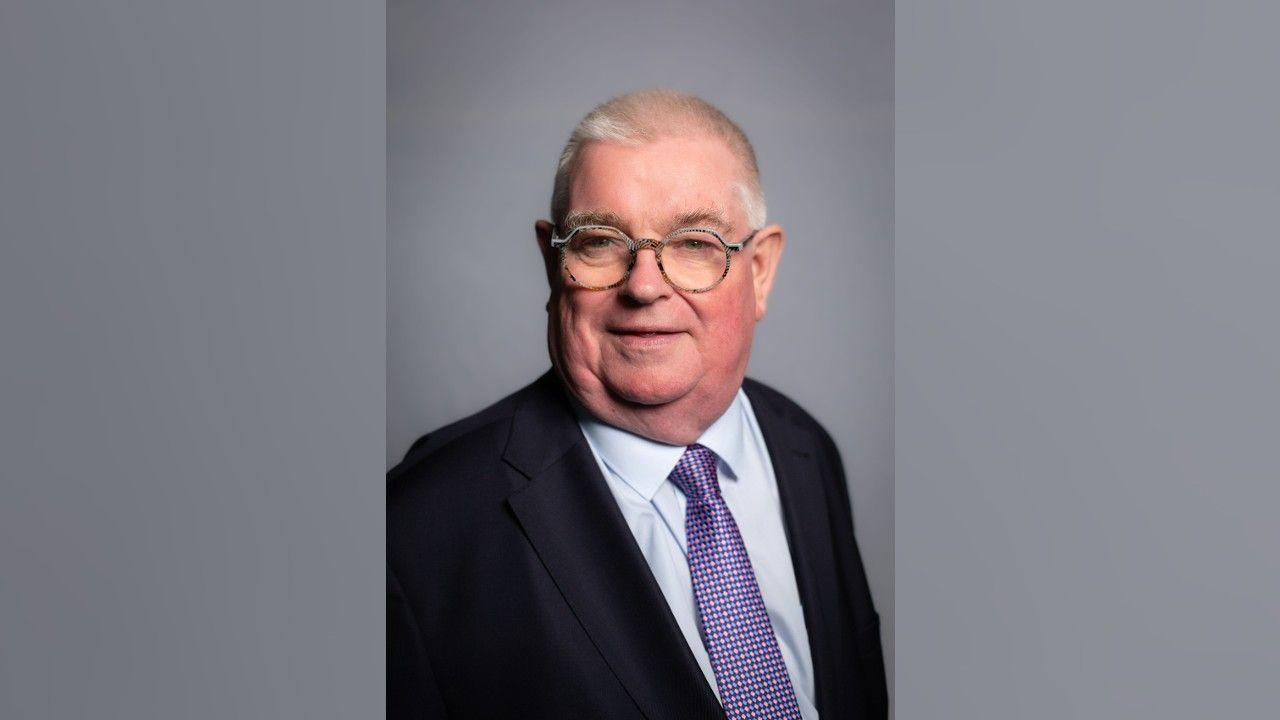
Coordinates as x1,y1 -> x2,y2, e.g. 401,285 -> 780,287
672,237 -> 717,253
576,236 -> 619,251
571,235 -> 625,255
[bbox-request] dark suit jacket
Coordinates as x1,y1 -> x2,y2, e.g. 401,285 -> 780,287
388,371 -> 887,719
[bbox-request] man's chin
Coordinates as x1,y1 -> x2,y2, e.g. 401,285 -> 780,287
603,372 -> 699,407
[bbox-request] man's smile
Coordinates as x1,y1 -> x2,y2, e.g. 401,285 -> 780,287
607,326 -> 687,348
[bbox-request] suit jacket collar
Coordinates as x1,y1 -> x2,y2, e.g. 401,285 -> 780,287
742,378 -> 846,718
503,371 -> 725,720
502,371 -> 844,719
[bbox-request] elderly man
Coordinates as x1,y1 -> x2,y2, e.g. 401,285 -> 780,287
388,90 -> 886,719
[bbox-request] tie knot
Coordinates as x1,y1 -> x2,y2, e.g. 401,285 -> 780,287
668,444 -> 720,499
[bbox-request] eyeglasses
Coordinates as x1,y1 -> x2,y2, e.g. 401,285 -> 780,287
550,225 -> 756,293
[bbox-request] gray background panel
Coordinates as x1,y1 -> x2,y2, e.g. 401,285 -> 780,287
898,1 -> 1280,716
0,1 -> 384,717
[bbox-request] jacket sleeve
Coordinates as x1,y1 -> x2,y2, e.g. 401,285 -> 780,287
817,426 -> 890,718
388,564 -> 449,719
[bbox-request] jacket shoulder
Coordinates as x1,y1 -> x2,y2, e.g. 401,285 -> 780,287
387,373 -> 557,491
387,395 -> 512,485
742,376 -> 836,446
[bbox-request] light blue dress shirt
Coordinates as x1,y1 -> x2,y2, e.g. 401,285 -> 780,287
576,389 -> 820,720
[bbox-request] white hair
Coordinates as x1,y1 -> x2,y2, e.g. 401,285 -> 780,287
550,89 -> 768,231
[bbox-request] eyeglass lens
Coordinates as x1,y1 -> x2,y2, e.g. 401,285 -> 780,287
563,228 -> 729,291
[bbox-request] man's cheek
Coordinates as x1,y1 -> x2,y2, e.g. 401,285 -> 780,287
564,316 -> 604,367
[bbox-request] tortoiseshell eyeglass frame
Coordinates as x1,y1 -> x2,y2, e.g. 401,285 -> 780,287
549,224 -> 756,293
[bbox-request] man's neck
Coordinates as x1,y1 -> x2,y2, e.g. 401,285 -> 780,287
564,377 -> 742,446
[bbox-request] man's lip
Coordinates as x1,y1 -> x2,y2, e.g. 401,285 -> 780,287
608,328 -> 684,335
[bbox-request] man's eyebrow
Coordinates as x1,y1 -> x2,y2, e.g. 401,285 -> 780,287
668,208 -> 731,232
561,210 -> 626,232
560,207 -> 733,234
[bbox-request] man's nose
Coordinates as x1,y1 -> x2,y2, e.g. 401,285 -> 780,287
620,244 -> 672,304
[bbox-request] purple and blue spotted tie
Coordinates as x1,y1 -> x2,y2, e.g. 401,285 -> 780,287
668,444 -> 803,720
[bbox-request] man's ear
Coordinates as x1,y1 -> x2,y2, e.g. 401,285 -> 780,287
748,223 -> 785,320
535,220 -> 558,289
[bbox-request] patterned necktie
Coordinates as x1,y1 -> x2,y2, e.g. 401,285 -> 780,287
668,444 -> 803,720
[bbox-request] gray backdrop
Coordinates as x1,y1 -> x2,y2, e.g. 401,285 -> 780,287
898,0 -> 1280,716
388,0 -> 895,698
2,1 -> 384,717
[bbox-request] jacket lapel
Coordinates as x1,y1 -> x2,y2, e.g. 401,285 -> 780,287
503,373 -> 724,720
744,380 -> 845,718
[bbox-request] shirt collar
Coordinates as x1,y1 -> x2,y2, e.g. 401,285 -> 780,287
575,389 -> 752,501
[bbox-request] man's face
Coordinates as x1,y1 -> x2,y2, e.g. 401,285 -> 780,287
539,134 -> 784,432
